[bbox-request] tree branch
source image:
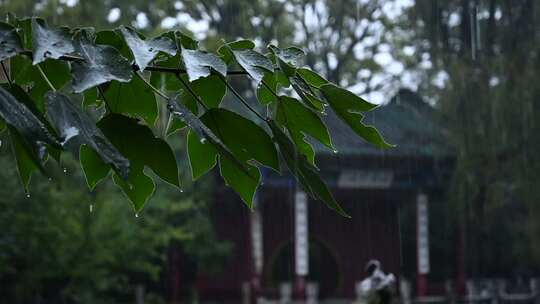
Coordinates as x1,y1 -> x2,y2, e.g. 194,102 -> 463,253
18,50 -> 248,76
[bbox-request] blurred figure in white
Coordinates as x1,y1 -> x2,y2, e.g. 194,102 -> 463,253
358,260 -> 396,304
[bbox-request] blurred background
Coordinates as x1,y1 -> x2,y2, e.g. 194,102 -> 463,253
1,0 -> 540,303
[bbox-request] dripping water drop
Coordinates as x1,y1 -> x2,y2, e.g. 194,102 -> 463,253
200,138 -> 207,144
89,204 -> 93,213
63,168 -> 67,173
180,189 -> 184,193
26,193 -> 31,198
135,213 -> 139,218
333,149 -> 339,154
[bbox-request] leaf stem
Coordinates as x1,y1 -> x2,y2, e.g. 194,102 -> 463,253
175,73 -> 209,111
36,64 -> 56,91
261,80 -> 280,99
1,61 -> 12,86
134,71 -> 169,100
218,75 -> 267,122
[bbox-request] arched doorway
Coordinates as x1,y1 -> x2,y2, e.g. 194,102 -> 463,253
268,238 -> 341,298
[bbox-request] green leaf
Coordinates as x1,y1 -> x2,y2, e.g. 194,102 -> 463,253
268,45 -> 305,66
276,96 -> 333,165
79,144 -> 110,189
291,75 -> 325,111
218,39 -> 255,64
181,48 -> 227,82
0,22 -> 23,61
268,45 -> 304,77
0,86 -> 59,152
149,53 -> 182,91
167,97 -> 260,203
97,114 -> 180,211
256,72 -> 278,105
231,49 -> 273,82
269,121 -> 349,217
10,17 -> 32,49
120,26 -> 176,71
297,67 -> 328,88
219,156 -> 260,208
45,92 -> 129,179
11,55 -> 71,111
176,31 -> 199,50
320,84 -> 393,149
71,32 -> 133,93
95,30 -> 132,59
104,76 -> 158,125
187,129 -> 217,180
31,18 -> 74,64
201,108 -> 279,171
9,126 -> 43,191
189,74 -> 226,108
113,170 -> 155,213
82,87 -> 99,108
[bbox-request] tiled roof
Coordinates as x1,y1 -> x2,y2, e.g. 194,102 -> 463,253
314,89 -> 449,157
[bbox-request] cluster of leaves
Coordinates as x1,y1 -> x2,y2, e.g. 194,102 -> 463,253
0,15 -> 392,216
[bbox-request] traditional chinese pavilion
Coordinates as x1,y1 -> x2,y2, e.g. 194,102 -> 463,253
173,89 -> 452,302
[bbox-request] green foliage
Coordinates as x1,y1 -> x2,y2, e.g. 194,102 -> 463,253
0,149 -> 229,303
0,16 -> 392,215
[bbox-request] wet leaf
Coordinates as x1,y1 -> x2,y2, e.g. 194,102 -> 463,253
79,144 -> 111,189
182,48 -> 227,82
188,74 -> 226,108
10,56 -> 71,111
187,129 -> 217,180
0,22 -> 23,61
297,67 -> 328,88
218,39 -> 255,64
97,114 -> 180,211
291,75 -> 325,111
201,108 -> 279,171
269,121 -> 349,217
320,84 -> 393,149
9,126 -> 44,191
45,92 -> 130,179
256,72 -> 278,105
219,156 -> 260,208
120,26 -> 176,71
71,33 -> 132,93
269,45 -> 304,77
167,97 -> 260,203
276,96 -> 333,165
268,45 -> 305,66
31,18 -> 74,65
231,49 -> 273,82
104,76 -> 158,125
0,86 -> 59,150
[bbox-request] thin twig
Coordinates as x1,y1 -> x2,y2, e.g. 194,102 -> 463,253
134,71 -> 169,100
36,64 -> 56,91
175,73 -> 209,111
96,85 -> 112,112
1,61 -> 12,86
219,75 -> 267,121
